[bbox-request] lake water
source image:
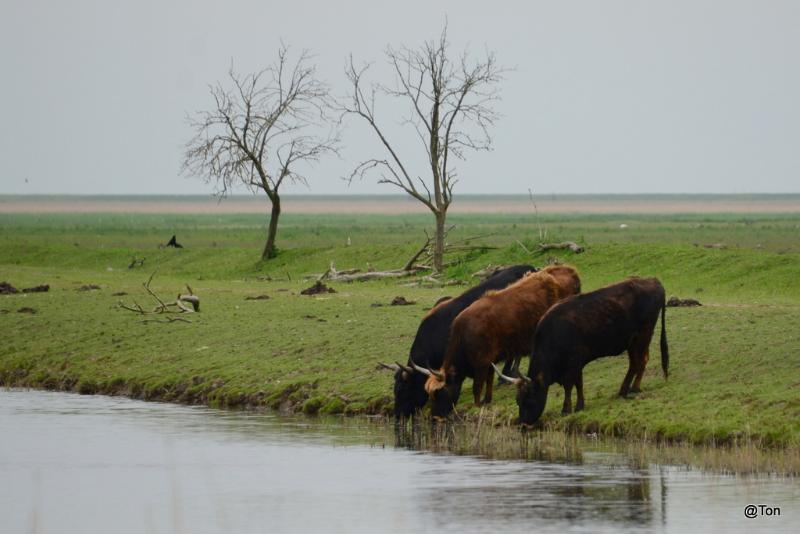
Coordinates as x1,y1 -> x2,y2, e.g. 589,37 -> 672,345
1,389 -> 796,534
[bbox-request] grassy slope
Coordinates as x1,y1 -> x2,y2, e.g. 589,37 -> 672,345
1,212 -> 798,447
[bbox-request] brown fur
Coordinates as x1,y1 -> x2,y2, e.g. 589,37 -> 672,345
422,296 -> 453,320
426,265 -> 581,409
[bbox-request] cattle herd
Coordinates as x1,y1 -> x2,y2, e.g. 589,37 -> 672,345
380,264 -> 669,425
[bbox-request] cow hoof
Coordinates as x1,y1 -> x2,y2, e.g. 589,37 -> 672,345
630,387 -> 642,394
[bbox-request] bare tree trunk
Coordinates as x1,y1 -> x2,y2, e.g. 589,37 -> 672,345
262,195 -> 281,260
433,209 -> 446,272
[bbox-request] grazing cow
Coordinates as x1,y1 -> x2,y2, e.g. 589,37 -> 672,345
379,265 -> 537,420
417,265 -> 582,418
495,277 -> 669,425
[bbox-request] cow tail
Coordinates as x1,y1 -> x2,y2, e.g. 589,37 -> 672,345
660,301 -> 669,379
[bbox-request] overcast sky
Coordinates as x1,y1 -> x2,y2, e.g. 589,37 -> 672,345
1,0 -> 798,195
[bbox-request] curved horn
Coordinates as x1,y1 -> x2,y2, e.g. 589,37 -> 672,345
377,362 -> 401,372
410,362 -> 433,377
428,367 -> 445,381
491,363 -> 524,386
395,361 -> 414,374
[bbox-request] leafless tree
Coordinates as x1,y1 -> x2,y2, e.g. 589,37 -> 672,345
342,26 -> 504,272
184,46 -> 338,260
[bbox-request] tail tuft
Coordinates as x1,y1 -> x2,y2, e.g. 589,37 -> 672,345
660,302 -> 669,379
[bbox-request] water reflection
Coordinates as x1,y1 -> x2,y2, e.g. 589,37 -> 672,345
1,389 -> 797,534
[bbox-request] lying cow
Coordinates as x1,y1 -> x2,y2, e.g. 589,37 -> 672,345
379,265 -> 536,420
495,277 -> 669,425
417,265 -> 581,418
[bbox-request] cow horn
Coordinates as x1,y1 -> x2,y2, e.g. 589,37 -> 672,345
491,363 -> 524,385
377,362 -> 401,372
410,362 -> 433,377
395,361 -> 414,374
428,367 -> 445,381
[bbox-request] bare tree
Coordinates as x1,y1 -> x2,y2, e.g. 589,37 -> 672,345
184,46 -> 338,260
342,26 -> 504,272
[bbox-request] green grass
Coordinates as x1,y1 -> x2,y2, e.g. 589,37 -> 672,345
1,211 -> 799,449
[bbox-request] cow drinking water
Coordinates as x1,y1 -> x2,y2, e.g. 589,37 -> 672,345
379,265 -> 536,420
418,265 -> 582,418
495,277 -> 669,425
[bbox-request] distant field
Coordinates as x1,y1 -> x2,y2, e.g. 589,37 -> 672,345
2,193 -> 800,214
1,209 -> 798,450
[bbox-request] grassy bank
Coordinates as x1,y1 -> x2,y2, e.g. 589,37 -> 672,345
1,211 -> 799,450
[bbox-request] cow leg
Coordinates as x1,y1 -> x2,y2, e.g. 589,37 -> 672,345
631,349 -> 649,394
472,370 -> 484,406
561,382 -> 573,415
482,369 -> 494,405
575,369 -> 585,412
618,350 -> 637,398
511,354 -> 522,376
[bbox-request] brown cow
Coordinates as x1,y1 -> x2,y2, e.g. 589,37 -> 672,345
415,265 -> 581,418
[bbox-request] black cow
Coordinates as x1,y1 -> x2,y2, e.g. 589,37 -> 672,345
381,265 -> 536,420
496,277 -> 669,425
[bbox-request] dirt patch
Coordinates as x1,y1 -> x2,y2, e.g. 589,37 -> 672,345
667,297 -> 702,307
390,296 -> 416,306
300,281 -> 336,295
111,291 -> 128,296
17,307 -> 37,314
22,284 -> 49,293
77,284 -> 101,291
0,282 -> 19,294
245,294 -> 271,301
2,282 -> 50,294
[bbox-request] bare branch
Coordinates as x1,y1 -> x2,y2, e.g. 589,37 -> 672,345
340,25 -> 504,271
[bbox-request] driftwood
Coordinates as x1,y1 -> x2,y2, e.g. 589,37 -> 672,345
317,260 -> 428,283
315,229 -> 499,284
118,274 -> 199,319
537,241 -> 584,254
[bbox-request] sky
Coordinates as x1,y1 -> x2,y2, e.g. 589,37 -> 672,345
1,0 -> 798,196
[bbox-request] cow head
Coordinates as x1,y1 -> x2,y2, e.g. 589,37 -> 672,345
492,363 -> 549,425
379,362 -> 429,420
407,363 -> 457,418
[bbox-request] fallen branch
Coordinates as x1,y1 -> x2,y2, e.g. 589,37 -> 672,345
118,273 -> 199,319
325,266 -> 429,282
403,235 -> 433,271
537,241 -> 584,254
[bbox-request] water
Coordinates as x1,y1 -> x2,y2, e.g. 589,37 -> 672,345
0,390 -> 795,534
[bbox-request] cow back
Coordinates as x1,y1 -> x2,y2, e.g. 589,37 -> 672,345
407,264 -> 536,368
